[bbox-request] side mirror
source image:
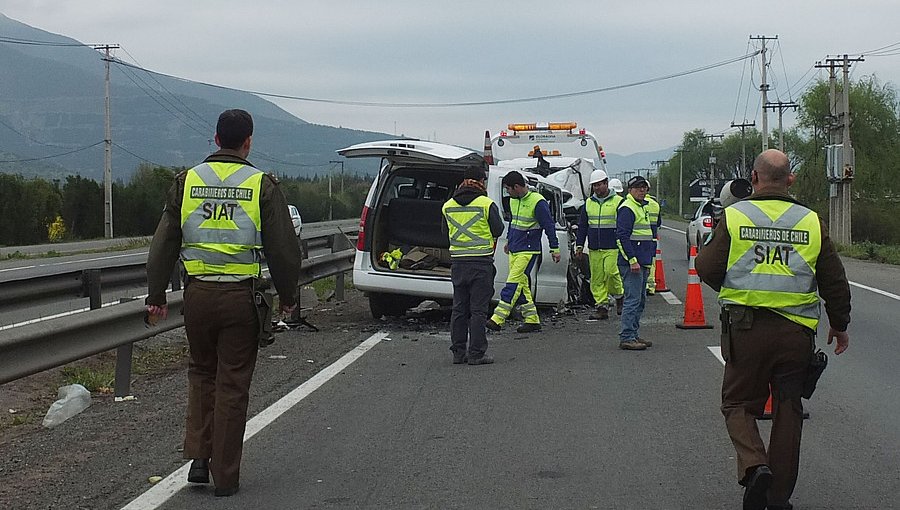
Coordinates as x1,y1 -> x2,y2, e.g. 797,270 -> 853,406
683,214 -> 693,220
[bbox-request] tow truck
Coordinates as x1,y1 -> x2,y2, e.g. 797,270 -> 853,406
486,122 -> 609,216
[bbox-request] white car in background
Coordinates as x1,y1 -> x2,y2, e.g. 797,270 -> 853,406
686,198 -> 715,259
288,205 -> 303,237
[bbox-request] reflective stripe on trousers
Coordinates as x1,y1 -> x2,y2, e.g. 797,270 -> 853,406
491,252 -> 540,325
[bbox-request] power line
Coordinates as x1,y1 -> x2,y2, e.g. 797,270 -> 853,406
0,141 -> 104,163
850,40 -> 900,56
113,62 -> 211,138
116,49 -> 213,131
0,35 -> 88,47
110,51 -> 761,108
110,142 -> 167,168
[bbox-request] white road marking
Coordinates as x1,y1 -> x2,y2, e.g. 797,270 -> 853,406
48,252 -> 145,267
120,331 -> 388,510
0,265 -> 37,273
707,346 -> 726,366
661,225 -> 685,235
660,291 -> 682,305
849,280 -> 900,301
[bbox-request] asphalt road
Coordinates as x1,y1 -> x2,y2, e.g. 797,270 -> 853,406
107,225 -> 898,510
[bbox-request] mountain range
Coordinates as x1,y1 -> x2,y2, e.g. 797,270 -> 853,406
0,14 -> 672,183
0,14 -> 392,181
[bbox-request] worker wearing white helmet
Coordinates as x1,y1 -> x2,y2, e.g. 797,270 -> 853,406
575,169 -> 624,320
608,178 -> 624,195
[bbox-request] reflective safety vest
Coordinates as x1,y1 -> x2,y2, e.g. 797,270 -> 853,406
718,199 -> 822,330
442,195 -> 495,257
617,194 -> 653,241
509,190 -> 544,233
646,195 -> 660,239
180,162 -> 263,276
585,193 -> 619,231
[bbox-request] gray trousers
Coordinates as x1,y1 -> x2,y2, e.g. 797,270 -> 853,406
450,258 -> 496,359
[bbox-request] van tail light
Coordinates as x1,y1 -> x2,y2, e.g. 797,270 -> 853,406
703,217 -> 713,228
356,206 -> 370,250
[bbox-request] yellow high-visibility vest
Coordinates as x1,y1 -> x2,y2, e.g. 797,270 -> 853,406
718,199 -> 822,330
442,195 -> 495,257
180,161 -> 263,276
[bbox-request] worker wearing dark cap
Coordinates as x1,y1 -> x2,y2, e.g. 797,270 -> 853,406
615,175 -> 655,350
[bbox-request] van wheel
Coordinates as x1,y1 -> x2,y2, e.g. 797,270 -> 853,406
686,235 -> 691,260
368,292 -> 408,319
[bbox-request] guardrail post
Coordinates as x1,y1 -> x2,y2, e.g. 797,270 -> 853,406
332,234 -> 346,302
84,269 -> 102,310
114,297 -> 137,398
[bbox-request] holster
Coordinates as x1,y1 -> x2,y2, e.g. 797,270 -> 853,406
253,278 -> 275,348
720,305 -> 753,363
802,349 -> 828,399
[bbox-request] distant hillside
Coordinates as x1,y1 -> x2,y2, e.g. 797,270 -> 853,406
604,147 -> 677,179
0,14 -> 390,180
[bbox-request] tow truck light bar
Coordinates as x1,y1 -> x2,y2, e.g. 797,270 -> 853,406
506,122 -> 578,132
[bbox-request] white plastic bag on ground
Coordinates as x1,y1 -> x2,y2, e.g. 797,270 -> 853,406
42,384 -> 91,428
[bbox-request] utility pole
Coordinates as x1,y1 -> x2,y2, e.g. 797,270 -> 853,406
329,160 -> 345,193
816,54 -> 863,246
674,148 -> 686,217
703,134 -> 724,189
730,121 -> 755,178
93,44 -> 120,238
751,35 -> 777,152
651,160 -> 666,206
763,101 -> 799,152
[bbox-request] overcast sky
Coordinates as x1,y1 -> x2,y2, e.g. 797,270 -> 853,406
4,0 -> 900,155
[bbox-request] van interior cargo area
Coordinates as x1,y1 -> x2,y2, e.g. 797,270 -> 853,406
369,168 -> 464,277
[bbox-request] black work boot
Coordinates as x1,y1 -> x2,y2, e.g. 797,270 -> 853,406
516,323 -> 542,333
742,465 -> 773,510
187,458 -> 209,484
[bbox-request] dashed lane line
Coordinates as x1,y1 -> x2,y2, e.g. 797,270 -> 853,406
707,346 -> 726,366
120,330 -> 388,510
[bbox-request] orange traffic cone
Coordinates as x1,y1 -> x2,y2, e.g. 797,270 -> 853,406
654,246 -> 670,292
676,245 -> 713,329
483,130 -> 494,165
758,387 -> 774,420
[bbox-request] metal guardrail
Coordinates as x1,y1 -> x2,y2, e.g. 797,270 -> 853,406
0,231 -> 357,389
0,263 -> 147,308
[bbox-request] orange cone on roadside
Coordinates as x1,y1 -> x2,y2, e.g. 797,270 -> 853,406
758,388 -> 774,420
654,246 -> 670,292
676,245 -> 713,329
483,130 -> 494,165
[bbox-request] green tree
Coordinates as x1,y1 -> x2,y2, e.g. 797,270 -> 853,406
115,164 -> 178,236
796,76 -> 900,243
61,175 -> 103,239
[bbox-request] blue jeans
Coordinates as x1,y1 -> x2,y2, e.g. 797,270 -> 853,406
618,265 -> 649,342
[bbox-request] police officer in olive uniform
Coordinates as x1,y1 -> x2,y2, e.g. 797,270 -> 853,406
442,165 -> 504,365
695,149 -> 851,510
145,109 -> 301,497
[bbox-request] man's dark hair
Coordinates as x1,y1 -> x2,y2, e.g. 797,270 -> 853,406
216,109 -> 254,150
464,165 -> 487,181
501,170 -> 526,187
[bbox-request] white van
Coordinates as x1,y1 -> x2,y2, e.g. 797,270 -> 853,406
337,140 -> 582,318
